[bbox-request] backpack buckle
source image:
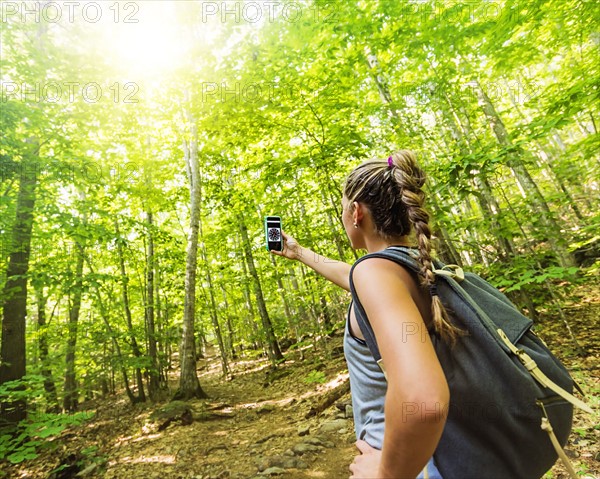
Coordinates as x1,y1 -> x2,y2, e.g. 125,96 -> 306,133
432,264 -> 465,282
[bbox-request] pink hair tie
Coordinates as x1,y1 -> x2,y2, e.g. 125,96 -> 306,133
387,156 -> 394,168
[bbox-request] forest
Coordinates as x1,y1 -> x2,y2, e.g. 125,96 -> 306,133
0,0 -> 599,478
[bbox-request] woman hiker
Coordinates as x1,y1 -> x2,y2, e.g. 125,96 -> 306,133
271,150 -> 455,478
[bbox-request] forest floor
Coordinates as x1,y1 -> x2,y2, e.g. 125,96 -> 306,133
4,280 -> 600,479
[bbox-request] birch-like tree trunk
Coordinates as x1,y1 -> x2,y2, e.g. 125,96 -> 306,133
115,221 -> 146,402
473,81 -> 576,267
364,46 -> 401,125
175,110 -> 208,400
219,285 -> 238,360
269,255 -> 293,324
238,214 -> 283,365
85,258 -> 141,404
239,244 -> 261,351
503,81 -> 585,223
441,104 -> 517,258
144,212 -> 161,399
63,240 -> 84,412
198,219 -> 229,377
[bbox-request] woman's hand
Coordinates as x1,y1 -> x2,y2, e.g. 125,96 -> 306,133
349,440 -> 382,478
270,230 -> 303,261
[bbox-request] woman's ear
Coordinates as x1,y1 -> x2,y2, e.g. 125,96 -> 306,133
352,201 -> 364,223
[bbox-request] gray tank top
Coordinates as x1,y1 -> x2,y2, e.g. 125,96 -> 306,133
343,303 -> 387,448
343,303 -> 443,479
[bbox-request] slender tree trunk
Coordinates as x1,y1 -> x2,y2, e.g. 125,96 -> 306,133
154,260 -> 167,385
0,140 -> 39,425
288,268 -> 309,322
364,46 -> 401,126
238,214 -> 283,365
144,212 -> 160,399
175,108 -> 208,400
143,139 -> 160,395
298,264 -> 324,352
63,241 -> 85,412
319,297 -> 333,333
435,225 -> 463,266
34,285 -> 59,412
100,343 -> 109,397
269,255 -> 293,324
532,148 -> 585,222
474,81 -> 576,267
85,259 -> 141,404
518,71 -> 594,210
503,81 -> 585,223
441,105 -> 517,258
115,222 -> 146,402
198,221 -> 229,377
288,268 -> 309,360
442,90 -> 547,317
165,304 -> 174,371
219,285 -> 238,360
461,199 -> 487,264
324,204 -> 347,263
295,202 -> 334,334
426,190 -> 463,266
240,252 -> 261,351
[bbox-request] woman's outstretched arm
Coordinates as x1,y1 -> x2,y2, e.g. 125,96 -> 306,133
270,231 -> 351,291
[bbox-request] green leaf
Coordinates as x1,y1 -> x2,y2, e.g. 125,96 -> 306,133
36,426 -> 63,438
8,448 -> 38,464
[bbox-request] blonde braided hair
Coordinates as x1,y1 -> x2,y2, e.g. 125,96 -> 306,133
344,150 -> 463,344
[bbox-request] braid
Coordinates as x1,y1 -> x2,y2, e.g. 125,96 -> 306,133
344,149 -> 465,344
391,151 -> 464,344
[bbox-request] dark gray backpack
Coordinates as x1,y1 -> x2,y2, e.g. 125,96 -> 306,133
349,246 -> 592,479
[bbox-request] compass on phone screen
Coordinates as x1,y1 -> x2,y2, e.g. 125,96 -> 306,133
268,228 -> 281,242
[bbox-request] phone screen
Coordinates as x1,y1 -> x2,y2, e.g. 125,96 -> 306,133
265,216 -> 282,251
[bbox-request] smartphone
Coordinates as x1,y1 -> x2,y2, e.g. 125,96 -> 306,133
264,216 -> 283,252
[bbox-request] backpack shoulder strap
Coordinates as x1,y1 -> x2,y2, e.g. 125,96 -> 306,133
348,246 -> 422,365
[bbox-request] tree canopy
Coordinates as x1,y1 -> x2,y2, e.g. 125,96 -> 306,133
0,0 -> 598,451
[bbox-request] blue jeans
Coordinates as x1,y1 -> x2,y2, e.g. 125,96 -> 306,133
418,457 -> 443,479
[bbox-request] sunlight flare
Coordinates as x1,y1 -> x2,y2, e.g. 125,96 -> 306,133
103,2 -> 185,76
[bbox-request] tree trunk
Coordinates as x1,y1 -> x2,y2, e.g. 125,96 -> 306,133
115,221 -> 146,403
441,104 -> 516,258
434,224 -> 463,267
473,81 -> 576,267
144,212 -> 160,400
288,268 -> 309,360
299,264 -> 324,352
63,241 -> 85,412
240,250 -> 262,351
442,91 -> 544,318
319,188 -> 347,263
319,296 -> 333,333
34,285 -> 59,413
85,258 -> 141,405
175,110 -> 208,400
503,81 -> 585,223
518,72 -> 594,212
220,285 -> 238,360
305,379 -> 350,418
154,260 -> 168,385
238,214 -> 283,365
364,46 -> 401,125
198,221 -> 229,377
269,255 -> 293,325
0,139 -> 39,425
